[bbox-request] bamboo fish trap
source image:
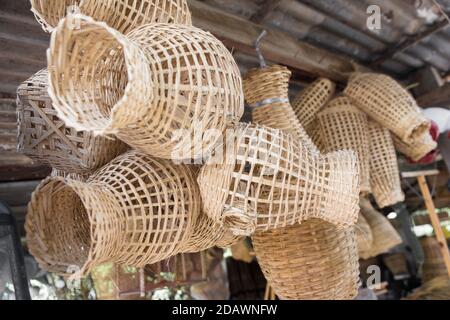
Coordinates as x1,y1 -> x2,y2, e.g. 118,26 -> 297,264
392,130 -> 437,162
355,212 -> 373,258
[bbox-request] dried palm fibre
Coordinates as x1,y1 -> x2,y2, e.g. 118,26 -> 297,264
355,212 -> 373,258
420,237 -> 449,283
359,198 -> 402,259
47,15 -> 243,160
252,219 -> 360,300
344,73 -> 430,143
17,69 -> 127,174
368,119 -> 404,208
317,96 -> 371,193
25,151 -> 199,278
198,123 -> 360,236
31,0 -> 192,33
392,130 -> 437,162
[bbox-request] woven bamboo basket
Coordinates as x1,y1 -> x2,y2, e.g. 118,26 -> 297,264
344,73 -> 430,143
317,96 -> 371,193
25,151 -> 200,278
420,237 -> 449,283
355,212 -> 373,258
405,276 -> 450,300
17,69 -> 127,174
31,0 -> 192,33
252,219 -> 360,300
198,123 -> 360,235
368,119 -> 404,208
392,130 -> 437,162
359,198 -> 402,259
47,15 -> 243,160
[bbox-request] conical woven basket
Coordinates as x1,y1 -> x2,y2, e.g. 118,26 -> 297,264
31,0 -> 192,33
368,119 -> 404,208
47,15 -> 243,160
17,69 -> 127,174
392,130 -> 437,162
355,212 -> 373,257
317,96 -> 371,193
420,236 -> 449,283
25,151 -> 200,278
198,123 -> 360,236
344,73 -> 430,143
252,219 -> 360,300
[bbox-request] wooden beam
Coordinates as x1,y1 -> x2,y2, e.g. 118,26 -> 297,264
401,169 -> 439,178
417,82 -> 450,108
250,0 -> 282,24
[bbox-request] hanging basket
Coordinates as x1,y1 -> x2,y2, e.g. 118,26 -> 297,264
420,236 -> 449,283
198,123 -> 360,236
17,69 -> 127,174
355,212 -> 373,258
25,151 -> 200,278
31,0 -> 192,33
317,96 -> 371,193
368,119 -> 404,207
344,73 -> 430,143
47,15 -> 243,160
252,219 -> 360,300
392,130 -> 437,162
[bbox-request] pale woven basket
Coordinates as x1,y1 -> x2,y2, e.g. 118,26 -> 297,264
368,119 -> 404,208
252,219 -> 360,300
31,0 -> 192,33
25,151 -> 200,278
17,69 -> 127,174
355,212 -> 373,258
47,15 -> 243,160
420,236 -> 449,283
344,73 -> 430,143
392,130 -> 437,162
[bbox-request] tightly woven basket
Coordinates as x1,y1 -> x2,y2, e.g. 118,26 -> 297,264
47,15 -> 243,160
405,276 -> 450,300
31,0 -> 192,33
355,212 -> 373,258
25,151 -> 200,278
198,123 -> 360,236
344,73 -> 430,143
252,219 -> 360,300
317,96 -> 371,193
392,130 -> 437,162
368,119 -> 404,208
420,236 -> 449,283
17,69 -> 127,174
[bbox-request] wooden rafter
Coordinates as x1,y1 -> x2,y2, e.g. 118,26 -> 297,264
250,0 -> 282,24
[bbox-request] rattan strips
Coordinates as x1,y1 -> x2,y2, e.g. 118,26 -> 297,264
392,130 -> 437,162
48,15 -> 243,160
355,212 -> 373,258
420,236 -> 449,283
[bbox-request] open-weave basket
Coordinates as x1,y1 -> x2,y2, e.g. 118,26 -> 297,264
252,219 -> 360,300
31,0 -> 192,33
47,15 -> 243,160
392,130 -> 437,162
317,96 -> 371,193
355,212 -> 373,258
17,69 -> 127,174
368,119 -> 404,208
198,123 -> 360,236
344,73 -> 430,143
420,236 -> 449,283
25,151 -> 200,278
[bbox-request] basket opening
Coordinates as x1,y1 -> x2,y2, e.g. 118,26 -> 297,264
410,121 -> 431,141
31,0 -> 82,31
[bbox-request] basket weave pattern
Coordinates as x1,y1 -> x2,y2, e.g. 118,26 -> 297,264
355,212 -> 373,257
420,237 -> 449,283
392,130 -> 437,162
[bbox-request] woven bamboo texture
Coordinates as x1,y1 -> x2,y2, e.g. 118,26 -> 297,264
344,73 -> 430,143
392,130 -> 437,162
355,212 -> 373,258
252,219 -> 360,300
368,119 -> 404,208
405,276 -> 450,300
31,0 -> 192,33
198,123 -> 360,236
420,237 -> 449,283
25,151 -> 200,277
317,96 -> 371,193
47,15 -> 243,160
17,69 -> 127,174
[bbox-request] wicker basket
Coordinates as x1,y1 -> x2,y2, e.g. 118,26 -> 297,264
344,73 -> 430,143
355,212 -> 373,257
368,119 -> 404,207
392,130 -> 437,162
198,123 -> 360,235
17,69 -> 127,174
405,276 -> 450,300
252,219 -> 360,300
25,151 -> 200,278
317,96 -> 371,193
420,236 -> 449,283
31,0 -> 192,33
47,15 -> 243,160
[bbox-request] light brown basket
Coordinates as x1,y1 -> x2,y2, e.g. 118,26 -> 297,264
31,0 -> 192,33
198,123 -> 360,235
355,212 -> 373,257
344,73 -> 430,143
405,276 -> 450,300
17,69 -> 127,174
317,96 -> 371,193
368,119 -> 404,208
25,151 -> 200,278
47,15 -> 243,160
420,236 -> 449,283
392,130 -> 437,162
252,219 -> 360,300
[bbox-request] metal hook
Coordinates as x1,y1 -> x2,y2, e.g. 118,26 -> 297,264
254,29 -> 268,68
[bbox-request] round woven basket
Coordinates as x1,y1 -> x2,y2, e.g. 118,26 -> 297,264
17,69 -> 128,174
344,73 -> 430,143
355,212 -> 373,257
252,219 -> 360,300
31,0 -> 192,33
317,96 -> 371,193
25,151 -> 200,278
392,130 -> 437,162
198,123 -> 360,236
368,119 -> 404,208
47,15 -> 243,160
420,236 -> 449,283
